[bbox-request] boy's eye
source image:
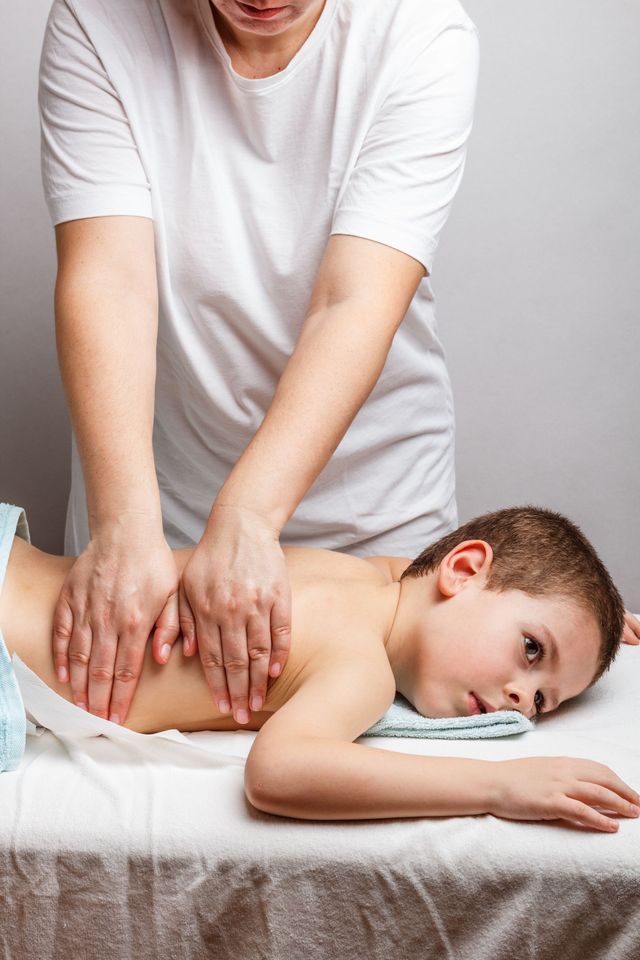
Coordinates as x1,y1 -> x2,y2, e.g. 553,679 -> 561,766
523,635 -> 542,662
523,635 -> 546,715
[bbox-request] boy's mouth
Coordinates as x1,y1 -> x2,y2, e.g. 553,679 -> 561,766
469,692 -> 491,715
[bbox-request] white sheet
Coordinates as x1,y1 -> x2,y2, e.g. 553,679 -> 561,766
1,641 -> 639,959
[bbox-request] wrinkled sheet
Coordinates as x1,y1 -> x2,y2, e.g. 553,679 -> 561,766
1,641 -> 639,960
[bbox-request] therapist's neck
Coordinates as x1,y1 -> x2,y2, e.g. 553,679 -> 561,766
211,1 -> 326,62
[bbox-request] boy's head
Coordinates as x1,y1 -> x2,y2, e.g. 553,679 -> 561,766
391,506 -> 625,720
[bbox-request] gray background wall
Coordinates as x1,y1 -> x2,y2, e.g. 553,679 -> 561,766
1,0 -> 638,610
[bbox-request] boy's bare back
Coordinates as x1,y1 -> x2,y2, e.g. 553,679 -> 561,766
130,544 -> 399,733
1,539 -> 399,735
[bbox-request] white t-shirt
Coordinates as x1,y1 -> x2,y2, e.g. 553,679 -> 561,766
39,0 -> 479,557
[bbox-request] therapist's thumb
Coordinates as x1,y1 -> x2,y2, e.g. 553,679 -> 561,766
152,591 -> 180,665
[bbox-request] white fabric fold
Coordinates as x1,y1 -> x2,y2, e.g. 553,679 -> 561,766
12,655 -> 244,768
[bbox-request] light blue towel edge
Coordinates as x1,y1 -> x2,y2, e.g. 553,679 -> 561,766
362,694 -> 535,740
0,502 -> 30,771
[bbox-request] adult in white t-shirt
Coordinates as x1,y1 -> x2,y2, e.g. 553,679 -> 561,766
39,0 -> 479,728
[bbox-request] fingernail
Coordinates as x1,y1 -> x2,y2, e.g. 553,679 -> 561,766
629,805 -> 640,816
271,662 -> 281,677
161,643 -> 171,662
219,700 -> 231,714
57,666 -> 68,683
236,709 -> 249,725
76,701 -> 87,712
109,713 -> 120,725
250,696 -> 263,712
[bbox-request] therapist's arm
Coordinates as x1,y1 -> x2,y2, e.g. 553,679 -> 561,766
52,215 -> 180,724
181,234 -> 426,723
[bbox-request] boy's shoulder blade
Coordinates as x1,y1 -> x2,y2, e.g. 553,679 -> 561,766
265,558 -> 395,716
282,545 -> 388,585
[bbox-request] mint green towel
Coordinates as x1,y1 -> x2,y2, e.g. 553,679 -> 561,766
0,502 -> 30,771
363,694 -> 534,739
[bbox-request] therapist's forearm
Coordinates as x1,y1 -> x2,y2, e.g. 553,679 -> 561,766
215,303 -> 396,531
55,277 -> 161,533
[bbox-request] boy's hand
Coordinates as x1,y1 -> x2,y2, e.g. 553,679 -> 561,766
623,610 -> 640,645
490,757 -> 640,832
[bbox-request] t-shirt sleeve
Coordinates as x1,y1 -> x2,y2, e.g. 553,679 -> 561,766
38,0 -> 153,227
330,24 -> 479,276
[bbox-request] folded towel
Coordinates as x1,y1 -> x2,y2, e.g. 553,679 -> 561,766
362,694 -> 534,739
0,503 -> 30,771
13,655 -> 244,768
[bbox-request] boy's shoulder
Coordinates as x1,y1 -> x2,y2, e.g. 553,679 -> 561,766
365,555 -> 413,583
264,548 -> 402,725
282,545 -> 411,585
259,621 -> 397,747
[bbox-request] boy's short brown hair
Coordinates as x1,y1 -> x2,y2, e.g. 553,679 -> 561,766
400,505 -> 625,686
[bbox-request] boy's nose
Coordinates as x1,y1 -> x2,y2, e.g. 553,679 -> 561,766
503,682 -> 535,717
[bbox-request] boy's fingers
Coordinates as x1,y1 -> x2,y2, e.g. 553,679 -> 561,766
622,610 -> 640,645
586,766 -> 640,805
572,782 -> 639,820
561,797 -> 619,832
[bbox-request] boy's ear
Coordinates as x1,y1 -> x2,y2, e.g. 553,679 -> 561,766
436,540 -> 494,597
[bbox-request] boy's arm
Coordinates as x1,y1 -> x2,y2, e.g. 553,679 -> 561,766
245,650 -> 640,830
244,650 -> 496,820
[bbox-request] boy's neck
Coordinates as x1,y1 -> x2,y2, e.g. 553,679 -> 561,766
381,572 -> 438,702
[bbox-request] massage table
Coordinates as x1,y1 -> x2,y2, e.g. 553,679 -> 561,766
1,638 -> 639,959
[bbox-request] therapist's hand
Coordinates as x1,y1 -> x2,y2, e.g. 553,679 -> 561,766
179,504 -> 292,724
623,610 -> 640,645
52,518 -> 181,724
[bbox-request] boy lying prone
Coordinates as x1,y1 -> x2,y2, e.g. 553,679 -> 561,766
1,504 -> 638,832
